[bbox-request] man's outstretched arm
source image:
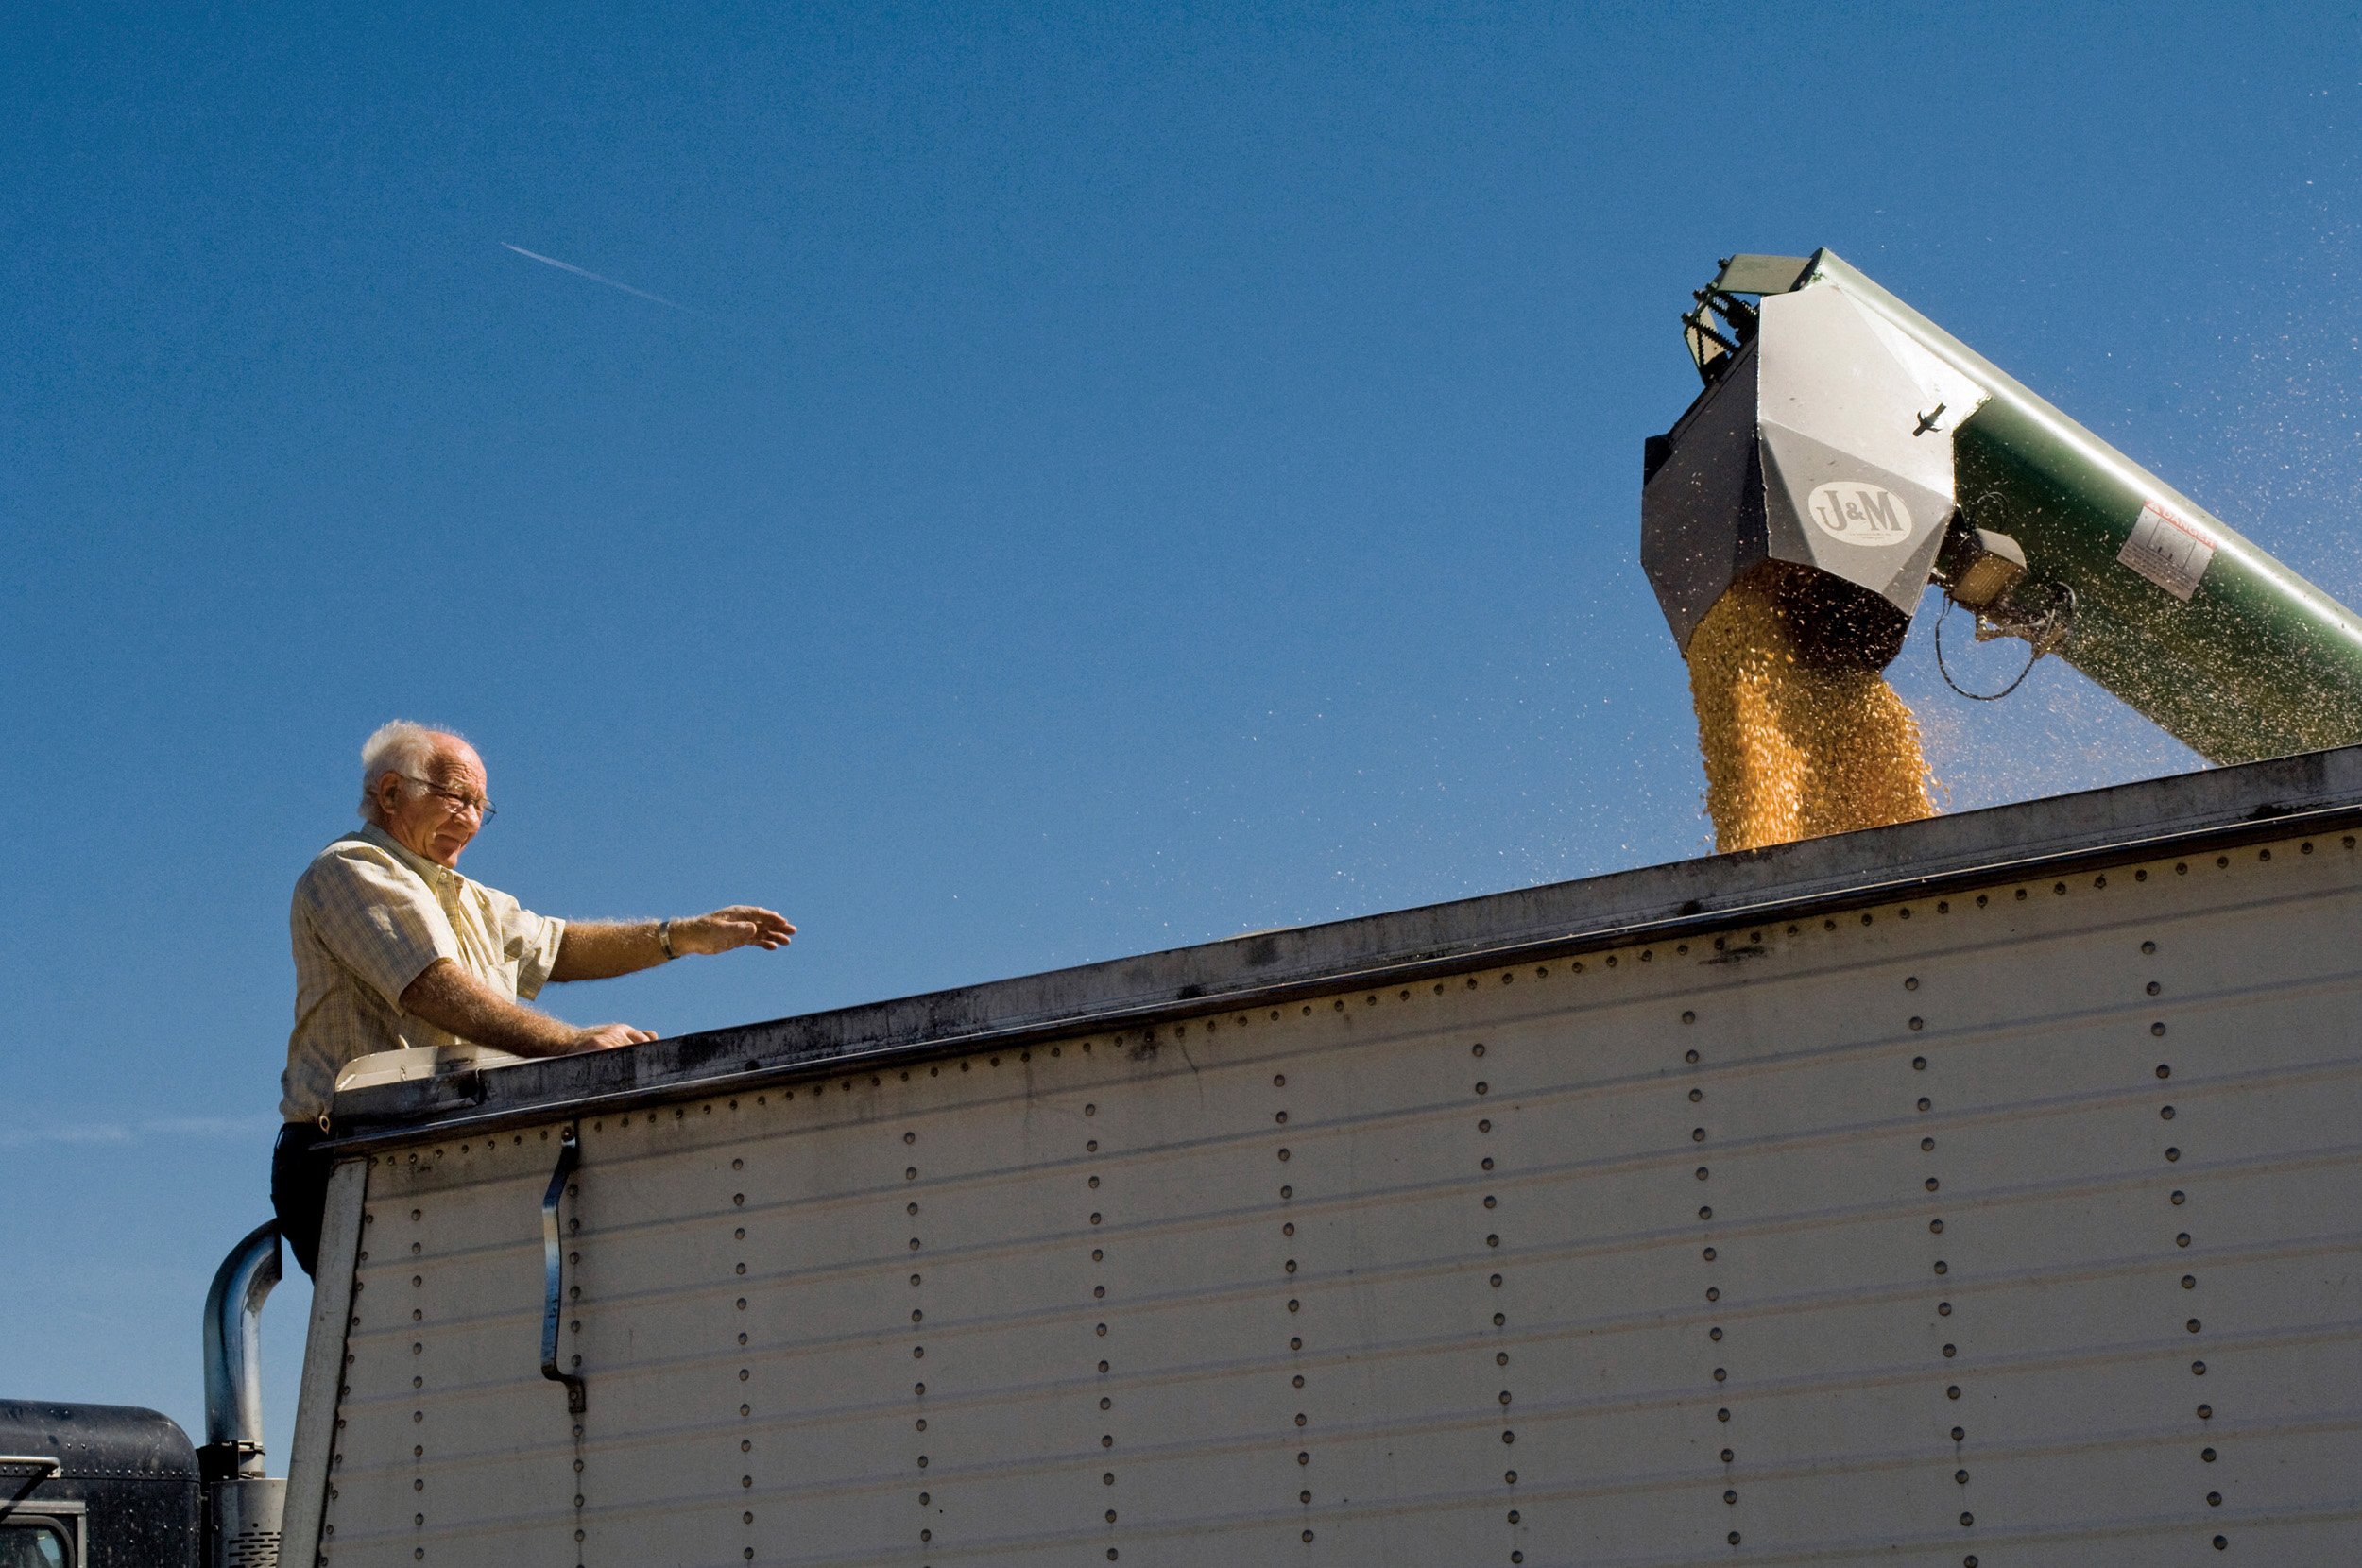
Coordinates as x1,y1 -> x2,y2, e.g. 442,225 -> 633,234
399,958 -> 654,1055
550,907 -> 796,983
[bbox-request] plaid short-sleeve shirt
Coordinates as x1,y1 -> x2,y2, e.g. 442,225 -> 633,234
281,823 -> 565,1123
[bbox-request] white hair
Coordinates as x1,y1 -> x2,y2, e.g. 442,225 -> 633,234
358,720 -> 461,821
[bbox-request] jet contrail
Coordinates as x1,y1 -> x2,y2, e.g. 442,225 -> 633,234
501,242 -> 701,315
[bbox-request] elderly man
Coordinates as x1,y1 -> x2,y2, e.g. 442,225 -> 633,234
273,720 -> 795,1274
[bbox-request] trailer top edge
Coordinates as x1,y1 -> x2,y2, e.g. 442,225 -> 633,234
326,746 -> 2362,1150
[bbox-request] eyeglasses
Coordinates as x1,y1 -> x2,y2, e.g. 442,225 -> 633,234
401,775 -> 498,822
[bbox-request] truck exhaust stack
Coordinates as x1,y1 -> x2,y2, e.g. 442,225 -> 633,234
199,1221 -> 286,1566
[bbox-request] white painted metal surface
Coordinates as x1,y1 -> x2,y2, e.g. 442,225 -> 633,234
309,829 -> 2362,1567
283,1158 -> 366,1566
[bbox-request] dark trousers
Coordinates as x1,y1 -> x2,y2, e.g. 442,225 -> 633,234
271,1122 -> 334,1277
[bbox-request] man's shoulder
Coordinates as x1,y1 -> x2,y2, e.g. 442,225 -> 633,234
306,832 -> 401,872
296,833 -> 418,898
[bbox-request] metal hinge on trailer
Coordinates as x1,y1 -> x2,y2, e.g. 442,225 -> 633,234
540,1125 -> 586,1414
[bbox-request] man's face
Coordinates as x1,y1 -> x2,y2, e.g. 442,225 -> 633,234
373,737 -> 490,868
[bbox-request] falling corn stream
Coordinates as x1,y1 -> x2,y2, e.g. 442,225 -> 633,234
1686,565 -> 1936,854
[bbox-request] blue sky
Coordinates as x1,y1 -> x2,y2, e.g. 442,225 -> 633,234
4,2 -> 2356,1462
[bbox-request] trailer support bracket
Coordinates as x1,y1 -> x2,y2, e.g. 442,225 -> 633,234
540,1125 -> 586,1414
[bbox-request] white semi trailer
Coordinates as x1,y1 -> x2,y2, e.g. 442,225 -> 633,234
14,744 -> 2358,1568
19,249 -> 2362,1568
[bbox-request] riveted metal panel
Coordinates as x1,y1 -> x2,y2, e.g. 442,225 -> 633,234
282,1155 -> 367,1568
314,827 -> 2362,1567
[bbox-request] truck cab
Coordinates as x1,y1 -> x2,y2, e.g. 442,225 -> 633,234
0,1401 -> 199,1567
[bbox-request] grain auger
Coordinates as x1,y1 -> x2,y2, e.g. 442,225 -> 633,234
1641,250 -> 2362,767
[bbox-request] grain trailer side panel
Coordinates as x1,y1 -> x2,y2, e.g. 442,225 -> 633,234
305,750 -> 2362,1567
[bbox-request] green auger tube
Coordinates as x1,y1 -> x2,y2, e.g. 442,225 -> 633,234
1821,252 -> 2362,765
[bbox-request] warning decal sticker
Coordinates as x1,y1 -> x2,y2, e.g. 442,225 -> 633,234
2118,502 -> 2215,602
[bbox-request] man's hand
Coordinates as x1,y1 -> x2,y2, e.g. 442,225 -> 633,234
573,1023 -> 658,1050
676,906 -> 796,955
